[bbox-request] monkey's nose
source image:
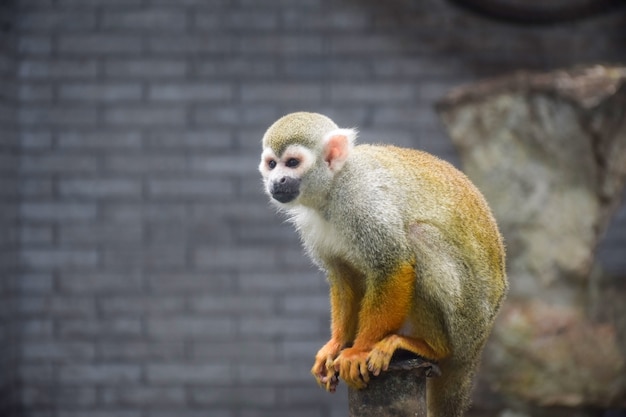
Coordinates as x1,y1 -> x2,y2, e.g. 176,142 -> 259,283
271,177 -> 300,204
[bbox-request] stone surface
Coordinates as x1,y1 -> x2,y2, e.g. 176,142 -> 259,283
348,355 -> 438,417
437,65 -> 626,411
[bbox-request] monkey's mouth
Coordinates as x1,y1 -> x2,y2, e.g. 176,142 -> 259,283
270,177 -> 300,204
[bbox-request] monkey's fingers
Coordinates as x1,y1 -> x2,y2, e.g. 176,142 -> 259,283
367,346 -> 393,376
311,355 -> 338,392
334,348 -> 369,390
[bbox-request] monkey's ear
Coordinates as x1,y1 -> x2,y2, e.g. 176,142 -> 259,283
322,128 -> 357,173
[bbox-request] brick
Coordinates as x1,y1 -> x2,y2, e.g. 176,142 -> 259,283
188,154 -> 259,176
57,0 -> 141,5
19,83 -> 53,102
102,202 -> 187,221
21,154 -> 98,173
238,271 -> 324,293
59,82 -> 142,102
146,222 -> 187,243
100,296 -> 185,316
240,317 -> 320,338
98,341 -> 185,361
19,106 -> 98,126
148,36 -> 234,55
281,340 -> 325,361
19,319 -> 53,338
148,83 -> 233,102
18,178 -> 51,197
239,35 -> 323,55
235,222 -> 300,244
18,35 -> 52,55
104,154 -> 187,173
58,35 -> 143,55
329,83 -> 415,102
192,105 -> 278,127
105,59 -> 187,78
189,295 -> 274,315
279,385 -> 346,408
20,202 -> 97,220
20,130 -> 52,149
149,0 -> 228,4
236,362 -> 311,384
102,9 -> 187,31
146,363 -> 232,384
19,296 -> 95,317
241,84 -> 323,103
104,106 -> 186,127
18,11 -> 96,31
283,10 -> 369,30
58,221 -> 143,244
58,364 -> 141,384
58,271 -> 143,294
101,386 -> 186,406
0,178 -> 18,198
238,0 -> 321,6
20,225 -> 53,244
147,178 -> 235,199
58,318 -> 142,338
191,341 -> 276,361
146,129 -> 234,149
58,412 -> 141,417
21,386 -> 96,407
195,58 -> 276,79
17,273 -> 54,293
147,272 -> 234,294
190,387 -> 276,407
57,130 -> 143,149
20,249 -> 99,269
19,364 -> 54,383
194,247 -> 276,270
149,411 -> 232,417
18,59 -> 98,79
281,295 -> 329,315
101,245 -> 186,269
58,178 -> 142,198
147,317 -> 234,338
22,342 -> 95,362
195,11 -> 278,31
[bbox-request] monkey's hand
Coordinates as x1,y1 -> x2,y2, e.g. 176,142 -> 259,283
367,334 -> 440,377
333,347 -> 370,390
311,340 -> 342,392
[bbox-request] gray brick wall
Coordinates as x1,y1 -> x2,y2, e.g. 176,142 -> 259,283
5,0 -> 626,416
0,0 -> 18,414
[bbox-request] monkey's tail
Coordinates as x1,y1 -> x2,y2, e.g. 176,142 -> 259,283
426,357 -> 477,417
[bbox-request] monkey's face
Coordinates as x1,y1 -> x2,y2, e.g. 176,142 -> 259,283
259,144 -> 318,205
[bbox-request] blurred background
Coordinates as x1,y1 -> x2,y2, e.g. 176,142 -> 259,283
0,0 -> 624,416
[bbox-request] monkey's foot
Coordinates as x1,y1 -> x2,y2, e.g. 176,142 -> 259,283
367,334 -> 439,377
333,347 -> 370,390
311,340 -> 342,392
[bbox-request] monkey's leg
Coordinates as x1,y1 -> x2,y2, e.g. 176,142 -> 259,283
333,263 -> 417,390
312,271 -> 361,392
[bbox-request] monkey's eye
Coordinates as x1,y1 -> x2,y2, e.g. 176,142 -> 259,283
286,158 -> 300,168
268,160 -> 277,170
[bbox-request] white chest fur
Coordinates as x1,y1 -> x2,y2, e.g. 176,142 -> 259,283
289,206 -> 352,264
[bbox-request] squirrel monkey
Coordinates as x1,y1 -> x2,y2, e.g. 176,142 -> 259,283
259,112 -> 507,417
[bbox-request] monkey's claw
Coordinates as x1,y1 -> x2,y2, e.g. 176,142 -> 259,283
333,347 -> 370,390
311,340 -> 342,392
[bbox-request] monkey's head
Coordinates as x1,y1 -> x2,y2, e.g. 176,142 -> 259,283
259,112 -> 357,209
